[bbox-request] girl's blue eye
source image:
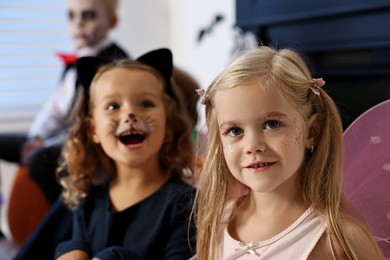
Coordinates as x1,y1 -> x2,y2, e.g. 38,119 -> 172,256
227,127 -> 243,137
264,120 -> 282,130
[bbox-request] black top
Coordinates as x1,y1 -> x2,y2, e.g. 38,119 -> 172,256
55,177 -> 196,260
98,42 -> 128,60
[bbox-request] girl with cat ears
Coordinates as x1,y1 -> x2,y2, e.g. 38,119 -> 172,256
56,48 -> 196,259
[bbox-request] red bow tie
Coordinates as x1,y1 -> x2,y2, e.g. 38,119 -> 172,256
56,52 -> 77,66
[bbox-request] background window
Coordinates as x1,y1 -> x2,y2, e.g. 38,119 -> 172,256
0,1 -> 72,133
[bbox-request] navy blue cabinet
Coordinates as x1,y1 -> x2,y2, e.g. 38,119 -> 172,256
235,0 -> 390,128
236,0 -> 390,52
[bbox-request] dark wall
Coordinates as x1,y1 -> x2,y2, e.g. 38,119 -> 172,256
236,0 -> 390,129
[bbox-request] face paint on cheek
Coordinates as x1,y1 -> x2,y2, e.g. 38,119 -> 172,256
294,128 -> 303,147
222,143 -> 235,155
280,134 -> 291,149
141,117 -> 155,134
279,118 -> 302,149
291,118 -> 305,151
265,114 -> 293,149
104,120 -> 118,138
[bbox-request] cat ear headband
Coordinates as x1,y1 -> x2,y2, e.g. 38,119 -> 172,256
76,48 -> 174,111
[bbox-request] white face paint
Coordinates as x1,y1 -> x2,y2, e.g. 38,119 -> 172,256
67,0 -> 115,49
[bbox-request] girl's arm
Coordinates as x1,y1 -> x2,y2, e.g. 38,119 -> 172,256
57,250 -> 89,260
94,246 -> 144,260
162,190 -> 197,260
27,82 -> 72,143
55,205 -> 92,259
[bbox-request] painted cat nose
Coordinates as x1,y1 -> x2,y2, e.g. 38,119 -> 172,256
128,113 -> 138,122
128,113 -> 136,120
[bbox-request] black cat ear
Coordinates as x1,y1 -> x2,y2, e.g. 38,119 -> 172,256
76,56 -> 113,97
75,56 -> 112,114
136,48 -> 174,96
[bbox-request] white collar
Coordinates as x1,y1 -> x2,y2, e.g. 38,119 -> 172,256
75,37 -> 112,58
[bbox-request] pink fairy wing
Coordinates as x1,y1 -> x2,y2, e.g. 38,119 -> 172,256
343,99 -> 390,256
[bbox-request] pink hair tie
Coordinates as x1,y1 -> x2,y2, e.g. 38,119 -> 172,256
310,78 -> 326,96
196,88 -> 209,105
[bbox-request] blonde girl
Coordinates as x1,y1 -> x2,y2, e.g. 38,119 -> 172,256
193,46 -> 383,259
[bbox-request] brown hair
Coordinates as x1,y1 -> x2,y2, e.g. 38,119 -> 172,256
171,67 -> 200,128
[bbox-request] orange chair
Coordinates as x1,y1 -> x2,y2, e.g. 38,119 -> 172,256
7,165 -> 50,245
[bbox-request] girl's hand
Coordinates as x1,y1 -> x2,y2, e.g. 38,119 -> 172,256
56,249 -> 89,260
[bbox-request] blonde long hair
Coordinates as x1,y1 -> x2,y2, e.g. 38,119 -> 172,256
58,60 -> 194,209
193,46 -> 382,259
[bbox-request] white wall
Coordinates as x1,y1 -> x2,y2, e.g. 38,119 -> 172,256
114,0 -> 236,89
113,0 -> 171,58
168,0 -> 236,89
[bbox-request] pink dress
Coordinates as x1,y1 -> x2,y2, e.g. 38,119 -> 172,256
221,207 -> 327,260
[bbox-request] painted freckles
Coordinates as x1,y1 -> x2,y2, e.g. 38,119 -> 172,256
276,117 -> 304,151
223,144 -> 235,155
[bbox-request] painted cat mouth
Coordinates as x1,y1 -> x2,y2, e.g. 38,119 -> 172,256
119,131 -> 146,145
